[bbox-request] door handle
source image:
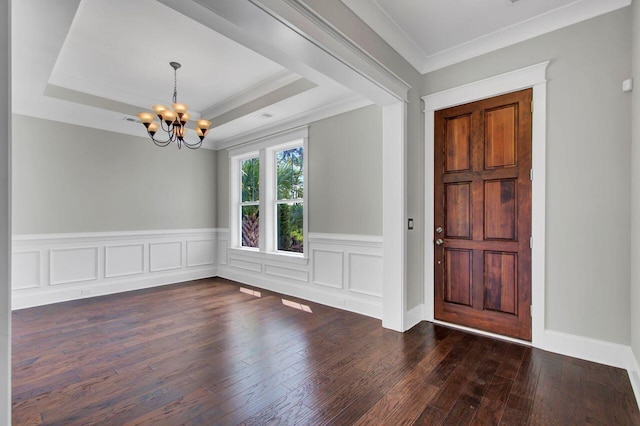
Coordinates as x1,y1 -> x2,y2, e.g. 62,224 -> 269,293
434,238 -> 444,246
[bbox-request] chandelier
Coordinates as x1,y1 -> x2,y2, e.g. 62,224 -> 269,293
137,62 -> 211,149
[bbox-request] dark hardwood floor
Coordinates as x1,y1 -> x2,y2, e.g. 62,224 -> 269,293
11,278 -> 640,425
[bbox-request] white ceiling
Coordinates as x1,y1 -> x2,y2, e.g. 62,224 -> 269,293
12,0 -> 632,149
342,0 -> 632,73
12,0 -> 370,149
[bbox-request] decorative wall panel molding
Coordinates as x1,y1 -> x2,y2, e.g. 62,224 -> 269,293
186,240 -> 215,267
50,247 -> 99,285
311,249 -> 344,289
105,244 -> 144,278
12,229 -> 219,309
149,241 -> 182,272
12,251 -> 41,290
12,229 -> 383,319
217,230 -> 383,319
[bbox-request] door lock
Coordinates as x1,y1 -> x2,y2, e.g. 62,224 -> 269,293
435,226 -> 443,234
435,238 -> 444,246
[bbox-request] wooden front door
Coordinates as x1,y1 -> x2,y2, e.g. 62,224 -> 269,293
434,88 -> 532,341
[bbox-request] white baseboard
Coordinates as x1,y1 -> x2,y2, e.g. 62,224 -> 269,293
217,266 -> 382,319
540,330 -> 633,370
13,267 -> 217,309
404,304 -> 424,331
12,229 -> 219,310
629,350 -> 640,410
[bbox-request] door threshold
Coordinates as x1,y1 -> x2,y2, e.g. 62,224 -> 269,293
430,319 -> 532,347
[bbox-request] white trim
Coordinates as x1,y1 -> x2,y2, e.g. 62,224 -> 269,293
149,241 -> 183,273
404,304 -> 424,331
12,228 -> 222,244
308,232 -> 382,247
278,0 -> 411,100
185,240 -> 215,268
217,228 -> 383,319
104,243 -> 145,278
201,70 -> 302,119
13,268 -> 217,310
49,246 -> 99,285
216,95 -> 370,150
629,352 -> 640,410
343,0 -> 630,74
12,229 -> 218,309
228,247 -> 309,266
341,0 -> 427,72
229,133 -> 307,260
422,62 -> 549,345
422,62 -> 549,111
311,248 -> 344,289
217,265 -> 381,319
227,126 -> 308,157
382,101 -> 406,331
541,330 -> 633,369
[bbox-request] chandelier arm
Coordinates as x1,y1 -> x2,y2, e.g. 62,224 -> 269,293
152,139 -> 172,148
182,139 -> 203,149
149,133 -> 172,146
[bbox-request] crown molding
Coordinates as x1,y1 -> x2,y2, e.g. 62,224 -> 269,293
343,0 -> 631,74
341,0 -> 426,72
214,94 -> 372,150
250,0 -> 411,102
201,70 -> 303,119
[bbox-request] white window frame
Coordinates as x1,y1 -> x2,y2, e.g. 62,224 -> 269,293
229,127 -> 308,259
235,152 -> 261,251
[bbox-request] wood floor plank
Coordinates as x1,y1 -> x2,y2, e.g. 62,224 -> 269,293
11,277 -> 640,425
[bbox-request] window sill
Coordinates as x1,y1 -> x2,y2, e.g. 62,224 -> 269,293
228,247 -> 309,266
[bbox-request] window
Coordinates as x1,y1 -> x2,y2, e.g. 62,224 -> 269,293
241,157 -> 259,249
229,128 -> 308,258
275,147 -> 303,253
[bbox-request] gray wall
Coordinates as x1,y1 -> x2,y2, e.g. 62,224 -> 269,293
216,145 -> 229,230
308,105 -> 382,235
423,9 -> 632,344
12,115 -> 217,234
1,0 -> 10,420
631,0 -> 640,362
216,104 -> 384,236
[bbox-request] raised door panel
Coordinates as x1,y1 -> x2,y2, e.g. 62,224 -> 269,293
484,179 -> 517,240
485,105 -> 517,169
444,248 -> 472,306
445,182 -> 471,239
484,252 -> 517,315
445,115 -> 471,172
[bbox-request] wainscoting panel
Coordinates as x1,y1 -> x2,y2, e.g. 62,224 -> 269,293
187,240 -> 215,268
149,242 -> 182,272
12,229 -> 382,318
12,229 -> 218,309
50,247 -> 98,285
264,263 -> 308,282
12,251 -> 41,290
105,244 -> 144,278
348,252 -> 383,297
311,249 -> 344,289
216,230 -> 383,319
217,238 -> 229,265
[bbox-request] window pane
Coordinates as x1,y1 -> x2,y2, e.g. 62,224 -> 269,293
241,205 -> 259,248
277,203 -> 303,253
241,157 -> 259,202
276,147 -> 303,200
